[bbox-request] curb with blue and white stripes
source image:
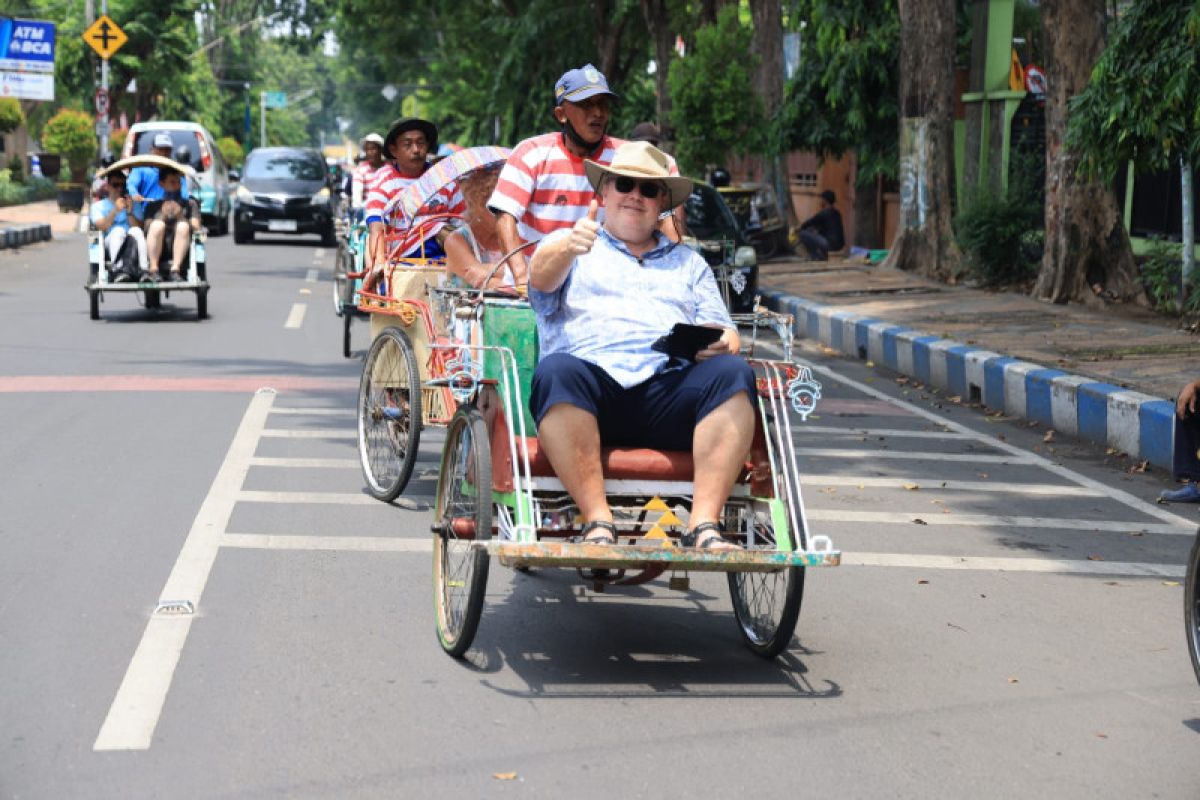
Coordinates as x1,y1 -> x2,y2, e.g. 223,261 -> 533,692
761,287 -> 1176,472
0,223 -> 51,249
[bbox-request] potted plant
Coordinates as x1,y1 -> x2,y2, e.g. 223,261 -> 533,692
42,108 -> 97,212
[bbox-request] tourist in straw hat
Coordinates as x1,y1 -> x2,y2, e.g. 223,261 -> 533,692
526,141 -> 755,551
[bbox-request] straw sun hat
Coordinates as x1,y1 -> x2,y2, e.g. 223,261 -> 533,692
584,141 -> 693,209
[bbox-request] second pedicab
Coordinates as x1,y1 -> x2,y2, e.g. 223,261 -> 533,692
352,146 -> 514,501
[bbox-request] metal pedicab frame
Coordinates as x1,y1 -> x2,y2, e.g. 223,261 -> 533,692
333,210 -> 371,358
429,291 -> 840,660
86,155 -> 210,321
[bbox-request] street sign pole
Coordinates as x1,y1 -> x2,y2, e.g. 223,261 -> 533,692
259,90 -> 265,148
99,0 -> 109,159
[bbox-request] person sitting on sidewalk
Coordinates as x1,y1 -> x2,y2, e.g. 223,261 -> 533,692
89,171 -> 148,281
1161,378 -> 1200,502
798,190 -> 845,261
142,167 -> 201,283
528,141 -> 755,550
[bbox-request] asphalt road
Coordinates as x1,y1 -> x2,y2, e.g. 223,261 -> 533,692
2,229 -> 1199,798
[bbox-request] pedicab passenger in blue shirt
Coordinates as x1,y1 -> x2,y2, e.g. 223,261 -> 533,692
528,141 -> 757,551
127,132 -> 191,219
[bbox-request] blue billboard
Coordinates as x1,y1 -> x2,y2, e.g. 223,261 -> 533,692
0,18 -> 57,74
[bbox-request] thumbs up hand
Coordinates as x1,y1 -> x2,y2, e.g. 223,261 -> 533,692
568,198 -> 601,255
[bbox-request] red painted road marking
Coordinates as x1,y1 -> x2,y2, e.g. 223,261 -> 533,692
0,375 -> 358,393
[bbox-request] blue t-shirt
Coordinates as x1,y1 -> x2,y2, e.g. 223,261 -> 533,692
89,197 -> 130,232
129,166 -> 189,219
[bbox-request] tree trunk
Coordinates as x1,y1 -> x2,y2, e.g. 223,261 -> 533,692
885,0 -> 961,281
698,0 -> 734,25
748,0 -> 798,228
640,0 -> 675,147
1034,0 -> 1145,306
593,0 -> 629,87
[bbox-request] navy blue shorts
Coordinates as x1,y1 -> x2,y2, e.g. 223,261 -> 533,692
529,353 -> 757,451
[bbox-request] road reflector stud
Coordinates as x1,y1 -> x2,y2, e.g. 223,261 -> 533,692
153,600 -> 194,616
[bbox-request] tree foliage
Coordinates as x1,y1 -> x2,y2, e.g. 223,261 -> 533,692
42,108 -> 96,182
0,98 -> 25,135
1067,0 -> 1200,179
780,0 -> 900,184
667,6 -> 763,174
216,136 -> 245,167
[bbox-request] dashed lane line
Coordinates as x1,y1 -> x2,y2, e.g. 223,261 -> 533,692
801,474 -> 1102,496
94,389 -> 276,752
239,489 -> 377,505
283,303 -> 306,329
305,268 -> 318,282
222,533 -> 429,552
248,456 -> 358,468
797,425 -> 970,440
808,361 -> 1196,530
269,407 -> 352,416
794,448 -> 1036,464
260,428 -> 355,439
805,508 -> 1187,534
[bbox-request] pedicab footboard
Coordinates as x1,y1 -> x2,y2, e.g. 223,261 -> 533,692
490,539 -> 840,572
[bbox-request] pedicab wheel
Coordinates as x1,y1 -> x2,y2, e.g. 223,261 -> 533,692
1185,529 -> 1200,685
432,406 -> 492,658
357,326 -> 422,502
89,289 -> 100,320
196,287 -> 208,320
727,507 -> 806,658
342,311 -> 353,359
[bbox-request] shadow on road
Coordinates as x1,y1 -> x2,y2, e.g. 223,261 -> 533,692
459,568 -> 841,700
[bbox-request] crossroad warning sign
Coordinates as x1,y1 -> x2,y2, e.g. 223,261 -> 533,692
82,15 -> 127,60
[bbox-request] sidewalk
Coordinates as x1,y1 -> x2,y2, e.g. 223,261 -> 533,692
760,258 -> 1200,472
0,199 -> 84,246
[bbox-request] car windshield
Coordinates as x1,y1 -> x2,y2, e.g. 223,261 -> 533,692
134,129 -> 202,168
245,154 -> 325,181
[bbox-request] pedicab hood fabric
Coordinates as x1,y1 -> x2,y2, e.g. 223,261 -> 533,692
583,141 -> 693,210
384,117 -> 438,154
555,64 -> 617,106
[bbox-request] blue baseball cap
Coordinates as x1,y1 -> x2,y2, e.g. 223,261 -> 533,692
554,64 -> 618,106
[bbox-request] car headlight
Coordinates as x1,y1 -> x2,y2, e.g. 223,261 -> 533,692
734,245 -> 757,268
311,187 -> 331,205
235,184 -> 253,202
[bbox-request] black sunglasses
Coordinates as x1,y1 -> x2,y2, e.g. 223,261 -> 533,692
612,176 -> 664,199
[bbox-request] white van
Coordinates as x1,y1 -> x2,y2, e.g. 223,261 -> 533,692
121,121 -> 235,235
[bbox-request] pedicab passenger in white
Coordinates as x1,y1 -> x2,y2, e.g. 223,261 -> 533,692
89,171 -> 148,279
528,141 -> 756,551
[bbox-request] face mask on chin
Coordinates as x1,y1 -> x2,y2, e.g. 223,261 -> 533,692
562,118 -> 604,152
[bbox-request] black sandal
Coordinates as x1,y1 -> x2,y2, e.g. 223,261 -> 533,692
580,520 -> 618,545
680,521 -> 741,550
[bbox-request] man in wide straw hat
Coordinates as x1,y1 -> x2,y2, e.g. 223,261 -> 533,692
528,141 -> 756,551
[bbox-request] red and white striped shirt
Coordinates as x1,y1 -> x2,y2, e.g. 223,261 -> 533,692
487,133 -> 623,245
350,160 -> 383,209
364,163 -> 422,225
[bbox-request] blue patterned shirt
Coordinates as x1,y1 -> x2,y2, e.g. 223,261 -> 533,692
530,227 -> 734,388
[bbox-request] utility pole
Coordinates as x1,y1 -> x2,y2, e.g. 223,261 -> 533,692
260,91 -> 266,147
99,0 -> 109,159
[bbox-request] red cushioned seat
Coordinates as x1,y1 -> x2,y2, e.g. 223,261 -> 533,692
521,437 -> 694,482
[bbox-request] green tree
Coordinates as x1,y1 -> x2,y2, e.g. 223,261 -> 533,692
668,6 -> 763,175
0,98 -> 25,135
42,108 -> 96,183
1066,0 -> 1199,301
216,135 -> 245,167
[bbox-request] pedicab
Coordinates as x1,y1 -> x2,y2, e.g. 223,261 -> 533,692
352,146 -> 513,502
332,204 -> 369,358
85,155 -> 210,321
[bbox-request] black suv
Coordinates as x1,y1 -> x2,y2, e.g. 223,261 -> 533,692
682,182 -> 760,313
234,147 -> 336,245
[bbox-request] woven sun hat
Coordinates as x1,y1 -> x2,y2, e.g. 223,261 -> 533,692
584,141 -> 693,208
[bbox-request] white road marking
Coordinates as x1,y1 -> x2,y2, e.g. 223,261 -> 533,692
283,303 -> 306,329
313,248 -> 325,260
248,456 -> 358,468
260,428 -> 354,439
305,268 -> 318,282
806,508 -> 1187,533
844,551 -> 1184,577
808,362 -> 1197,529
797,425 -> 970,440
94,389 -> 276,752
801,474 -> 1103,496
238,489 -> 378,505
222,534 -> 430,552
795,447 -> 1035,464
269,407 -> 353,416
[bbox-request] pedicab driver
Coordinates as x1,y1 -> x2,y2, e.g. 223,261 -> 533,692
488,64 -> 681,286
528,141 -> 756,551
